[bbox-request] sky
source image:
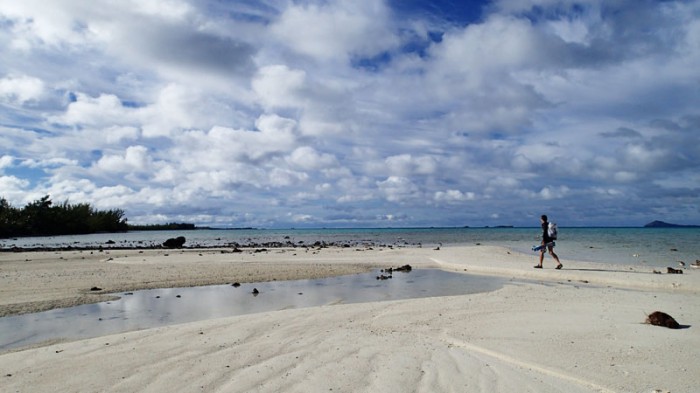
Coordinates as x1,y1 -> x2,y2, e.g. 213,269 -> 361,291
0,0 -> 699,228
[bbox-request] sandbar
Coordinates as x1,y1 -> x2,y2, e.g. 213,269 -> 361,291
1,245 -> 698,392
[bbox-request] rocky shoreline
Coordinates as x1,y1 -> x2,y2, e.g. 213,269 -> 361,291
0,237 -> 416,253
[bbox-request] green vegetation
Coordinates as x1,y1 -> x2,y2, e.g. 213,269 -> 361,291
0,196 -> 128,238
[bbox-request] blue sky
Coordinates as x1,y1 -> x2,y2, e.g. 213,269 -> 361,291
1,0 -> 699,228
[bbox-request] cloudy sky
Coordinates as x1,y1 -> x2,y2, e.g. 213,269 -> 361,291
1,0 -> 699,228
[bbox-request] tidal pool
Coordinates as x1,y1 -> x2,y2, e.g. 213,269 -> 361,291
0,269 -> 507,352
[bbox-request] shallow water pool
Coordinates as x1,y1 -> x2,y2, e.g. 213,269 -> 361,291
0,269 -> 507,352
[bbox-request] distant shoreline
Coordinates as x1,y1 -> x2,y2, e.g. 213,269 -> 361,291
4,224 -> 699,243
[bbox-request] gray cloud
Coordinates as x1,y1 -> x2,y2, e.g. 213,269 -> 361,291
127,22 -> 257,77
599,127 -> 642,138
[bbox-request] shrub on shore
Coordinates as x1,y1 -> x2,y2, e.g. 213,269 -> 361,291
0,195 -> 128,238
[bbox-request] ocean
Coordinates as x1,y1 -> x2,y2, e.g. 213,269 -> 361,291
1,227 -> 698,269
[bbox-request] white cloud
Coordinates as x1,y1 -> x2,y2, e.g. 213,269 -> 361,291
128,0 -> 193,20
377,176 -> 420,203
546,17 -> 593,45
613,171 -> 637,182
0,74 -> 45,104
252,65 -> 306,110
621,144 -> 673,171
140,84 -> 208,137
514,144 -> 564,168
432,15 -> 540,74
0,155 -> 14,170
94,146 -> 151,178
289,213 -> 314,223
0,176 -> 30,196
269,167 -> 309,187
94,145 -> 151,174
0,1 -> 97,49
434,190 -> 476,203
56,93 -> 134,126
538,185 -> 570,200
385,154 -> 438,176
104,126 -> 141,144
287,146 -> 338,171
271,0 -> 398,62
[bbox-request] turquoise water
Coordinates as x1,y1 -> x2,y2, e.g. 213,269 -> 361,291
1,227 -> 699,268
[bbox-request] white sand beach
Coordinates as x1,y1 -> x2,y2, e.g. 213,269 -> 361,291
1,245 -> 698,392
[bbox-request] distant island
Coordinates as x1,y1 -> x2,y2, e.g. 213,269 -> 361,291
644,220 -> 700,228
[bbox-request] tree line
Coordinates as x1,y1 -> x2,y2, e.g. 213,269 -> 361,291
0,196 -> 128,238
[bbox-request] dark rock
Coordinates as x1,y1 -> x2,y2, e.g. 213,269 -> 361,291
381,265 -> 412,277
252,288 -> 259,295
232,282 -> 241,287
646,311 -> 681,329
105,240 -> 116,244
90,287 -> 102,291
162,236 -> 186,249
667,267 -> 683,274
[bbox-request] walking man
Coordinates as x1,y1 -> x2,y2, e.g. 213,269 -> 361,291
534,215 -> 563,269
